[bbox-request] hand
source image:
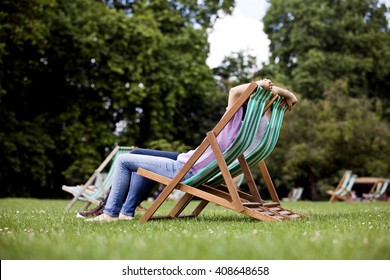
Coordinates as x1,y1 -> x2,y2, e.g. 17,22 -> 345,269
255,79 -> 273,91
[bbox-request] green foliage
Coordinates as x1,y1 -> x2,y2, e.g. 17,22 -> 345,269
1,198 -> 390,260
263,0 -> 390,107
252,0 -> 390,199
213,52 -> 260,89
1,0 -> 389,202
267,78 -> 390,200
0,0 -> 234,197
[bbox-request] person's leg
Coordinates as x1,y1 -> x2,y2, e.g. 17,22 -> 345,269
130,148 -> 179,160
129,148 -> 180,203
93,149 -> 179,208
103,153 -> 193,218
130,148 -> 179,202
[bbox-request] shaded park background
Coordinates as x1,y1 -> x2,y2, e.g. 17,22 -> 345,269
1,0 -> 389,200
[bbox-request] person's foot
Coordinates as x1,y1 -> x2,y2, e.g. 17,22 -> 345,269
76,201 -> 104,218
85,213 -> 118,222
119,213 -> 134,221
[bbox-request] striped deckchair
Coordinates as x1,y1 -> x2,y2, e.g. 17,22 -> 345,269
362,178 -> 390,201
62,146 -> 134,211
327,173 -> 358,202
362,178 -> 389,201
165,96 -> 303,220
137,82 -> 302,222
283,187 -> 304,202
326,170 -> 353,202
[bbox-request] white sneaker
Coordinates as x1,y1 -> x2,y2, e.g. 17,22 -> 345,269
119,213 -> 134,221
85,213 -> 118,222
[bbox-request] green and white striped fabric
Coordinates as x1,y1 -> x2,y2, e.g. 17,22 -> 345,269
207,96 -> 287,187
338,174 -> 357,196
183,86 -> 274,187
333,171 -> 353,196
374,179 -> 389,199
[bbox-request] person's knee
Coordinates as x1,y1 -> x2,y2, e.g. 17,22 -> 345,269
116,153 -> 132,165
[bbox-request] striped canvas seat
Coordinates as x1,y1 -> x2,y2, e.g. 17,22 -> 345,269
183,85 -> 274,187
206,96 -> 286,188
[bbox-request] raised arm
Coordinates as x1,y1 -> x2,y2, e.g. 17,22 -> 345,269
227,79 -> 273,109
271,86 -> 298,110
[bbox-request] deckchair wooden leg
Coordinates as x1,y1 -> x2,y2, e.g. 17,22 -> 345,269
191,200 -> 210,217
207,131 -> 244,213
238,155 -> 262,203
258,160 -> 281,204
139,149 -> 208,221
169,195 -> 209,218
65,196 -> 80,211
81,201 -> 92,211
168,155 -> 255,218
168,193 -> 195,218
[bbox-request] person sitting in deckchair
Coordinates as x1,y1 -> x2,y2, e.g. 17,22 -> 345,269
86,80 -> 297,222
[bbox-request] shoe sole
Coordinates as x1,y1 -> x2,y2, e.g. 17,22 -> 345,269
85,218 -> 119,222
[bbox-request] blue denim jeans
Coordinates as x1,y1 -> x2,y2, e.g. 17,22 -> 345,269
130,148 -> 179,160
104,151 -> 193,217
102,149 -> 179,205
124,149 -> 180,202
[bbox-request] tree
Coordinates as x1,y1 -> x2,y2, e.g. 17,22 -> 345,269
266,78 -> 390,200
263,0 -> 390,109
0,0 -> 235,197
257,0 -> 390,199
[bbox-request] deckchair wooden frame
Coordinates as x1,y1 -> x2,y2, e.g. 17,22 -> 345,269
62,145 -> 134,211
137,82 -> 303,222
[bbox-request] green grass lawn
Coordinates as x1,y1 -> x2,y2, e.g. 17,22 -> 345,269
0,198 -> 389,260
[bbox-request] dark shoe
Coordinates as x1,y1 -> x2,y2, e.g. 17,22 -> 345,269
76,201 -> 104,218
136,203 -> 147,212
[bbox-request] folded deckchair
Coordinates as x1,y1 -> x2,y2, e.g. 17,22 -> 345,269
282,187 -> 304,202
362,178 -> 389,201
327,173 -> 358,202
326,170 -> 353,202
137,82 -> 303,222
62,145 -> 134,211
